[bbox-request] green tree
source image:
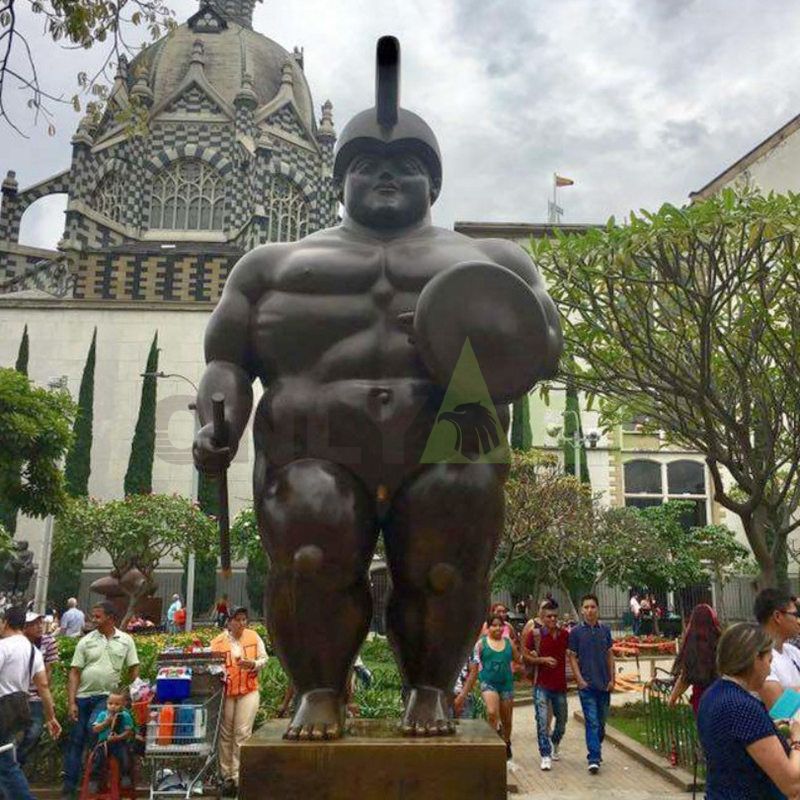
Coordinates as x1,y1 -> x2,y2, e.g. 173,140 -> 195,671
231,507 -> 268,619
64,328 -> 96,497
493,451 -> 596,607
3,324 -> 31,533
14,324 -> 28,375
0,368 -> 74,528
1,0 -> 176,135
124,332 -> 158,496
58,493 -> 217,625
533,189 -> 800,590
510,396 -> 532,450
51,329 -> 98,607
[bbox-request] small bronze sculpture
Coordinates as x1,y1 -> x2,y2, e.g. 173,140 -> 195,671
0,540 -> 35,603
194,36 -> 561,740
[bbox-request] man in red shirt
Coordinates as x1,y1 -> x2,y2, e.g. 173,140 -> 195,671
522,600 -> 569,771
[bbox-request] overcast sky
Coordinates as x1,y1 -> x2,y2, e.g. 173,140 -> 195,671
4,0 -> 800,248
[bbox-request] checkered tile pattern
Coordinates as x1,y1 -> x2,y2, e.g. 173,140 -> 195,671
1,19 -> 340,301
74,251 -> 237,302
165,86 -> 226,116
267,105 -> 309,142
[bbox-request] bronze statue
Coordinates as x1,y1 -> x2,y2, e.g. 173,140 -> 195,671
194,36 -> 562,741
0,540 -> 35,603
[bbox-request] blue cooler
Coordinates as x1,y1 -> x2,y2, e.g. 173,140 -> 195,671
156,668 -> 192,702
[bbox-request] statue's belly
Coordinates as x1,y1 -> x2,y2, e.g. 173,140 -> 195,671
254,377 -> 444,493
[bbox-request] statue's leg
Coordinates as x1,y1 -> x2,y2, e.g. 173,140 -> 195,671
384,463 -> 505,736
258,458 -> 378,741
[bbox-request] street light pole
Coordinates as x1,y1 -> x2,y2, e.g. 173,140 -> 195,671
142,370 -> 199,632
34,375 -> 68,614
563,408 -> 582,480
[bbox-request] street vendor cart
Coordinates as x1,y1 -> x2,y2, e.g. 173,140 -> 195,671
141,650 -> 226,799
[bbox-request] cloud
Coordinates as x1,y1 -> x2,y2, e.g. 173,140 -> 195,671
4,0 -> 800,247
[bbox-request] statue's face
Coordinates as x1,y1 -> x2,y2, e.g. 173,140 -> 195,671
343,148 -> 431,229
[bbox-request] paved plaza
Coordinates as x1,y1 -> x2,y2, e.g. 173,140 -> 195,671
507,694 -> 690,799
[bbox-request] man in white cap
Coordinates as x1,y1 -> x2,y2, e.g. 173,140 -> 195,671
16,611 -> 59,766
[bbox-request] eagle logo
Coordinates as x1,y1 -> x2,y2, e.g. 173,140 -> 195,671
436,402 -> 501,461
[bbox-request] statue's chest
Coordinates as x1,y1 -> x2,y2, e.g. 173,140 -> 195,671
271,238 -> 481,296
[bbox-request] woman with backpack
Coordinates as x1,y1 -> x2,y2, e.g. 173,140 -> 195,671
475,612 -> 520,760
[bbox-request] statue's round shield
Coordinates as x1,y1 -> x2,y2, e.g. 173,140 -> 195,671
413,261 -> 555,404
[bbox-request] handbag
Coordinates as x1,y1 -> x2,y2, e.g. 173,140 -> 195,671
0,643 -> 35,740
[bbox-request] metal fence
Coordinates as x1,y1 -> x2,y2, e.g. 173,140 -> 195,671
642,669 -> 700,768
56,566 -> 766,629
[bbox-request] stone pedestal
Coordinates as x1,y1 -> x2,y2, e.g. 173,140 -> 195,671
239,718 -> 506,800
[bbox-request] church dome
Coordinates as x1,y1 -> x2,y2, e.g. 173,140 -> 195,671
130,0 -> 316,130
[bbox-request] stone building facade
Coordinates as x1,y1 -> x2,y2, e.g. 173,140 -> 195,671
0,0 -> 338,301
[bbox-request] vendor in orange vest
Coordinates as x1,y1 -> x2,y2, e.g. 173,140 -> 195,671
211,606 -> 268,797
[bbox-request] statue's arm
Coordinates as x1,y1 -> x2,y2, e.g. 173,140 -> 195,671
194,250 -> 264,469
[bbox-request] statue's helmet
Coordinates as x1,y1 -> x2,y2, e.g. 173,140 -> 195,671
333,36 -> 443,203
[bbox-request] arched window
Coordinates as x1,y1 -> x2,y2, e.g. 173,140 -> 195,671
92,173 -> 125,224
624,459 -> 661,495
667,460 -> 705,495
267,175 -> 309,242
148,158 -> 225,231
624,458 -> 708,526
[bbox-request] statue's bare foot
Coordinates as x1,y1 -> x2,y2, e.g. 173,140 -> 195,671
401,685 -> 455,736
284,689 -> 344,741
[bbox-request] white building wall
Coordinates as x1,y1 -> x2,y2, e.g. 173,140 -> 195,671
738,132 -> 800,195
0,302 -> 259,568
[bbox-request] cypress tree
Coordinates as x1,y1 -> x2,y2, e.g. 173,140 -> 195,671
15,325 -> 29,374
511,396 -> 532,451
124,332 -> 159,495
64,328 -> 96,496
51,329 -> 97,607
563,379 -> 591,485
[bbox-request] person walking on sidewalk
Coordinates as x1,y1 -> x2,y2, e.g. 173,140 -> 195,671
476,612 -> 520,760
567,593 -> 615,774
211,607 -> 268,797
0,606 -> 61,800
523,599 -> 569,771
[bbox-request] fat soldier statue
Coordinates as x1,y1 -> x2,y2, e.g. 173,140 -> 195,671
194,36 -> 562,740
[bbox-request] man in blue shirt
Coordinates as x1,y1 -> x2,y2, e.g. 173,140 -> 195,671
568,593 -> 615,773
59,599 -> 85,638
